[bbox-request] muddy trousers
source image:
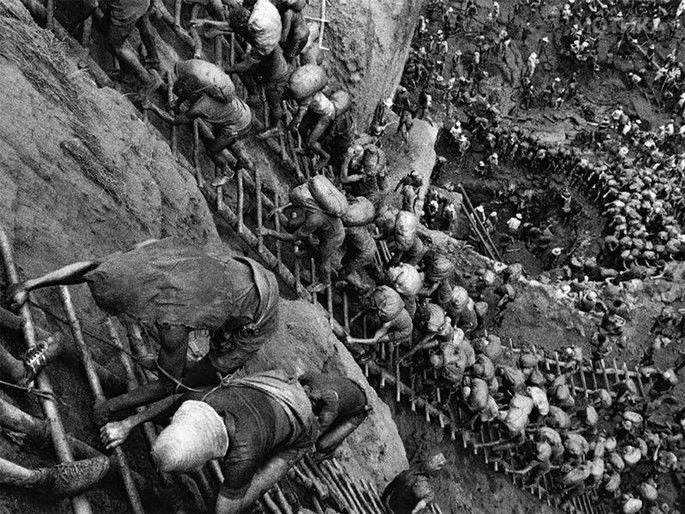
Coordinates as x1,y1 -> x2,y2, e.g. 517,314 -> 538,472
207,127 -> 254,172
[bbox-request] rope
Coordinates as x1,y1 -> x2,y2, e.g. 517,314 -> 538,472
154,359 -> 207,394
200,371 -> 237,401
28,300 -> 157,373
0,378 -> 66,405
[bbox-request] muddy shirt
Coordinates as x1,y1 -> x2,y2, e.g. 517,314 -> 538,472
295,210 -> 345,252
192,95 -> 252,132
192,384 -> 312,497
299,373 -> 367,430
382,469 -> 434,514
85,239 -> 277,333
343,222 -> 371,246
385,309 -> 413,345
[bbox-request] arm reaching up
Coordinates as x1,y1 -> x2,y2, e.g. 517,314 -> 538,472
100,394 -> 183,450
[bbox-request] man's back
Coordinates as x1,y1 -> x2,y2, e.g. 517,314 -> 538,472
193,95 -> 252,130
186,372 -> 315,493
297,210 -> 345,247
85,239 -> 274,331
299,373 -> 367,422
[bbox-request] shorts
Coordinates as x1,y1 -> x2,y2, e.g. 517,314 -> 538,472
106,0 -> 151,47
214,115 -> 253,144
208,307 -> 278,373
208,265 -> 280,373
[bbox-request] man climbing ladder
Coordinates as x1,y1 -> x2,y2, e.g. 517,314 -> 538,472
9,238 -> 280,424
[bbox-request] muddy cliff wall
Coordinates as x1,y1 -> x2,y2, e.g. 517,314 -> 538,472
0,0 -> 407,511
320,0 -> 426,124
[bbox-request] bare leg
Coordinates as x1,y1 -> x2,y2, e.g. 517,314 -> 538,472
208,132 -> 254,173
0,456 -> 110,495
96,325 -> 188,422
0,344 -> 27,384
227,140 -> 254,171
316,413 -> 367,454
307,116 -> 332,166
112,44 -> 156,86
215,453 -> 305,514
136,14 -> 160,68
206,0 -> 226,21
0,457 -> 41,488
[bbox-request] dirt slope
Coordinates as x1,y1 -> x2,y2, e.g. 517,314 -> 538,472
322,0 -> 427,124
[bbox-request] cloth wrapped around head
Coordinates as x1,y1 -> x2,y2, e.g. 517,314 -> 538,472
152,400 -> 229,472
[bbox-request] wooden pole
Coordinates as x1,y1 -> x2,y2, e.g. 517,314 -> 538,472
59,287 -> 144,514
256,169 -> 263,253
0,227 -> 93,514
106,318 -> 197,513
237,168 -> 245,233
167,72 -> 178,157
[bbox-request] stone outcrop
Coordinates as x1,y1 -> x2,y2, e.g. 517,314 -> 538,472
322,0 -> 427,124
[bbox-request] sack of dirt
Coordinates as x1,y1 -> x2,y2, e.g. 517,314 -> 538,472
473,334 -> 502,362
174,60 -> 236,102
527,386 -> 550,416
247,0 -> 282,57
467,378 -> 489,412
561,464 -> 591,486
502,406 -> 530,435
330,90 -> 352,115
394,211 -> 418,251
387,263 -> 422,297
289,183 -> 317,209
288,64 -> 328,100
370,286 -> 404,322
426,254 -> 454,282
548,405 -> 571,429
472,354 -> 495,381
422,303 -> 446,333
509,393 -> 534,415
309,175 -> 349,216
498,365 -> 526,392
342,197 -> 375,226
375,205 -> 400,235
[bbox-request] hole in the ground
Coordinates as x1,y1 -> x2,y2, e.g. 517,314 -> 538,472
431,132 -> 606,275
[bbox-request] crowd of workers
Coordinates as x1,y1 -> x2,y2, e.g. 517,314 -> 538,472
1,0 -> 685,511
558,0 -> 685,115
402,0 -> 685,276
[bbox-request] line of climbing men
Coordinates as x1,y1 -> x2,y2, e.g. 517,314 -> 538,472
1,239 -> 371,513
1,0 -> 547,511
2,0 -> 455,510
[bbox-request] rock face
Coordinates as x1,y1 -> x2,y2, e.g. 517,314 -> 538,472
323,0 -> 426,124
0,1 -> 407,511
0,0 -> 219,268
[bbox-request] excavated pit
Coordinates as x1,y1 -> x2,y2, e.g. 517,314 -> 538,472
434,129 -> 606,275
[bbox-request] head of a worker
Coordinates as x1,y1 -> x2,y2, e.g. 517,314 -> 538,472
152,401 -> 229,472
